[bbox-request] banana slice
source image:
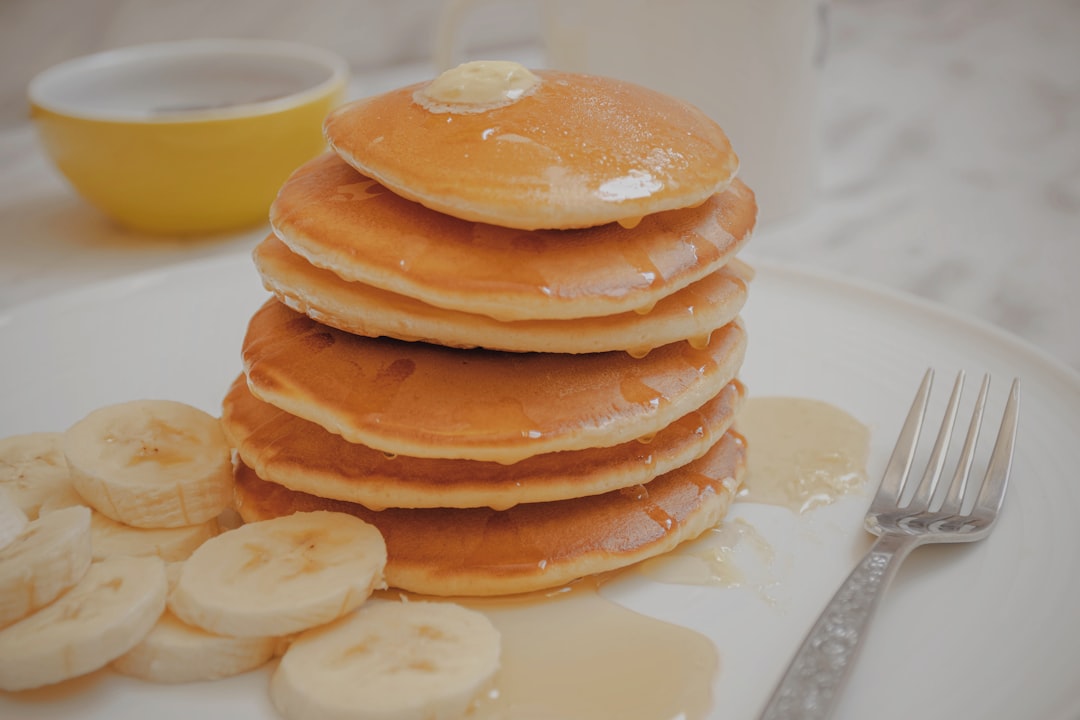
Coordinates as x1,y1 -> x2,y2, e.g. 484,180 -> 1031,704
0,554 -> 167,691
0,505 -> 92,630
92,514 -> 219,563
169,511 -> 387,638
0,432 -> 72,519
0,487 -> 28,551
164,560 -> 185,591
62,399 -> 233,528
270,600 -> 501,720
111,608 -> 277,683
116,553 -> 276,683
41,491 -> 219,563
36,483 -> 84,512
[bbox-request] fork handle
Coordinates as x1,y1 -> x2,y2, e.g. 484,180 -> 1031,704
758,533 -> 917,720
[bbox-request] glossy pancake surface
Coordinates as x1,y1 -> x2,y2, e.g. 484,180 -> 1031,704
270,152 -> 756,321
323,70 -> 739,230
222,375 -> 744,510
241,300 -> 747,463
254,234 -> 752,354
234,431 -> 746,596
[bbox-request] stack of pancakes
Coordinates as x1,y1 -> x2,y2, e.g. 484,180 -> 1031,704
223,63 -> 757,597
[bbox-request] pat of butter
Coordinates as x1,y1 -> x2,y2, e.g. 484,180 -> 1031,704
415,61 -> 540,114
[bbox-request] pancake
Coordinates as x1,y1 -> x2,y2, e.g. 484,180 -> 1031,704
323,68 -> 739,230
254,234 -> 752,354
233,430 -> 746,597
241,299 -> 747,463
222,375 -> 745,510
270,152 -> 756,322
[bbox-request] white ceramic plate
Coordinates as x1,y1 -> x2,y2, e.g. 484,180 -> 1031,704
1,253 -> 1078,720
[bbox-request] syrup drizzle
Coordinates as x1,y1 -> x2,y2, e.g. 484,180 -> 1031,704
633,396 -> 869,597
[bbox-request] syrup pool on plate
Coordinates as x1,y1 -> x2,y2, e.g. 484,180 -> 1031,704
447,397 -> 868,720
454,579 -> 717,720
636,396 -> 870,593
737,396 -> 870,513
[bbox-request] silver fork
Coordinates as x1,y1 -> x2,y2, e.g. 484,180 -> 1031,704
758,369 -> 1021,720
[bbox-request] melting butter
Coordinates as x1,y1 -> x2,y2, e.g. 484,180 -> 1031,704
737,396 -> 870,513
416,60 -> 540,114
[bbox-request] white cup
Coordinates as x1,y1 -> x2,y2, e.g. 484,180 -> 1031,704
434,0 -> 827,227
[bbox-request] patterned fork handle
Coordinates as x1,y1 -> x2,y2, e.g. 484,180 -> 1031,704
758,532 -> 918,720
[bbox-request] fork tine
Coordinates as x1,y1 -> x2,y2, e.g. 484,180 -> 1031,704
934,374 -> 989,514
906,371 -> 965,511
872,368 -> 933,510
973,377 -> 1020,519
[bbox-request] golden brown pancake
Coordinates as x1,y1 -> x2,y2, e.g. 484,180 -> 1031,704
241,299 -> 747,463
270,152 -> 756,322
222,374 -> 744,510
234,430 -> 746,596
254,234 -> 752,354
323,69 -> 739,230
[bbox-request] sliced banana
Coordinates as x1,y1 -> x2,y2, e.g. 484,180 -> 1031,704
93,513 -> 218,563
41,490 -> 219,563
0,432 -> 72,519
270,600 -> 502,720
169,511 -> 387,638
36,483 -> 85,512
0,486 -> 28,551
164,560 -> 185,591
116,554 -> 276,683
0,505 -> 92,630
112,608 -> 277,683
0,554 -> 167,691
62,399 -> 233,528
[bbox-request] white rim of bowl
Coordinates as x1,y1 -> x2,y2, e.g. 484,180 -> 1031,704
27,38 -> 350,123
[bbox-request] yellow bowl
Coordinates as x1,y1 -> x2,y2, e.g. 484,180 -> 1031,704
28,39 -> 349,235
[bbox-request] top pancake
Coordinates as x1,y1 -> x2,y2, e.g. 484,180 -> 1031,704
270,152 -> 756,322
323,68 -> 740,230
